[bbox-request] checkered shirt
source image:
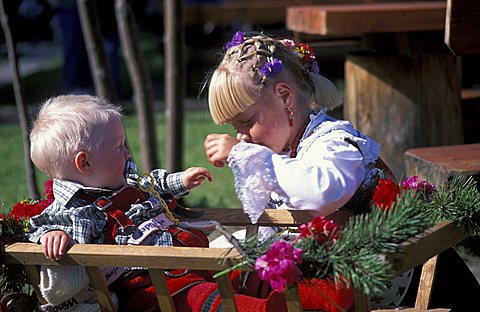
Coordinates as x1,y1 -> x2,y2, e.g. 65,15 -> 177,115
28,167 -> 188,246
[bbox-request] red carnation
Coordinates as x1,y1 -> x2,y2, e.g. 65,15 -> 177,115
297,215 -> 338,244
372,178 -> 400,211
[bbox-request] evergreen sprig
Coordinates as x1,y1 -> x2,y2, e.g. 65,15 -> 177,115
424,175 -> 480,234
326,191 -> 433,295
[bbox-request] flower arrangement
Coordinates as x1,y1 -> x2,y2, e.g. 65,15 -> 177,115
0,180 -> 53,300
220,174 -> 480,299
225,32 -> 320,80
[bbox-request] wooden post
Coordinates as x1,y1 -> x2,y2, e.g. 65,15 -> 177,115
164,0 -> 185,172
115,0 -> 158,171
0,0 -> 39,199
77,0 -> 118,104
344,53 -> 464,179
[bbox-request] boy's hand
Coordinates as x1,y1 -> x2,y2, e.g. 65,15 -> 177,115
182,167 -> 213,190
40,230 -> 75,261
204,134 -> 240,167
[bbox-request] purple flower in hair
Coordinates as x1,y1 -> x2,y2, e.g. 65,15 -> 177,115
226,31 -> 245,49
260,58 -> 283,78
310,61 -> 320,74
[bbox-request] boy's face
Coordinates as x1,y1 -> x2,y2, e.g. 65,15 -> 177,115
87,117 -> 131,189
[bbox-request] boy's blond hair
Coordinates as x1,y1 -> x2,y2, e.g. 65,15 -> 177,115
207,33 -> 341,125
30,95 -> 123,178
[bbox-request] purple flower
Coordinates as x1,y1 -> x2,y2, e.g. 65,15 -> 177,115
255,240 -> 303,292
226,31 -> 245,49
310,61 -> 320,74
260,58 -> 283,78
402,176 -> 437,200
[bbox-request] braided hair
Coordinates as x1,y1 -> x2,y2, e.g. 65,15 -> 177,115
208,32 -> 341,124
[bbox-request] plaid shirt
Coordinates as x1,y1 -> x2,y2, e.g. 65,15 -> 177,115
28,167 -> 188,246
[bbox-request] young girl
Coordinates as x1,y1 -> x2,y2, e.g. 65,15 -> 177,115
203,32 -> 405,309
204,32 -> 391,224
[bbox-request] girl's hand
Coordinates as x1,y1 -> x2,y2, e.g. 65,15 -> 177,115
182,167 -> 213,189
204,134 -> 240,167
40,230 -> 75,261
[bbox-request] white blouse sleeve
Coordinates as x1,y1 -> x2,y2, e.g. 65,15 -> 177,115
227,132 -> 369,224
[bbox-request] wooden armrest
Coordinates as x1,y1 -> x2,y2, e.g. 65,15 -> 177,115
1,243 -> 244,271
194,208 -> 353,227
386,220 -> 470,274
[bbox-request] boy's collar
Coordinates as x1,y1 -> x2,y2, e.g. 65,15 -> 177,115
53,179 -> 115,206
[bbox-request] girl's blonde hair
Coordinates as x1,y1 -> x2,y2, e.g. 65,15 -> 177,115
30,95 -> 123,178
208,32 -> 341,124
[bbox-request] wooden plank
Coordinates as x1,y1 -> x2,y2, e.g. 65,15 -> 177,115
85,266 -> 115,312
285,285 -> 303,312
404,143 -> 480,186
215,273 -> 238,312
414,255 -> 439,309
445,0 -> 480,54
1,244 -> 244,270
353,289 -> 371,312
387,221 -> 470,274
148,268 -> 176,312
24,265 -> 48,305
196,208 -> 352,227
286,1 -> 446,36
196,208 -> 312,226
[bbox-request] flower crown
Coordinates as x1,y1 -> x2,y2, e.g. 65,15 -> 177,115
225,32 -> 320,80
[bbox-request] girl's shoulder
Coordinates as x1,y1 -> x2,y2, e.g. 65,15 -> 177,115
308,111 -> 359,139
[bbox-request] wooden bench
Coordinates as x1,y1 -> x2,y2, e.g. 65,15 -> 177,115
286,1 -> 464,179
1,208 -> 472,312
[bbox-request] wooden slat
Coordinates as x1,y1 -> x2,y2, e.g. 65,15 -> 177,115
196,208 -> 312,226
387,221 -> 470,274
215,273 -> 238,312
148,268 -> 176,312
85,266 -> 115,312
415,255 -> 439,309
353,289 -> 371,312
1,244 -> 244,270
196,208 -> 352,227
285,285 -> 303,312
445,0 -> 480,54
24,265 -> 47,305
286,1 -> 446,36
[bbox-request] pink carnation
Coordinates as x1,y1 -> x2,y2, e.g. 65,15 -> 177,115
255,240 -> 303,292
402,176 -> 436,199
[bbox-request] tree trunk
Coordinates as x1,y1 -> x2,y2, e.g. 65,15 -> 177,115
0,0 -> 39,199
164,0 -> 185,172
76,0 -> 118,103
115,0 -> 158,171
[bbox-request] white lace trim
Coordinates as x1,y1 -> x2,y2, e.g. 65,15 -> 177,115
227,142 -> 282,224
301,113 -> 380,165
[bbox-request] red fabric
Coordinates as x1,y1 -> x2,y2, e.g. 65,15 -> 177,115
298,278 -> 354,312
186,282 -> 287,312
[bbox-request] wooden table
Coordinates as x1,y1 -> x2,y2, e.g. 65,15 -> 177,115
286,1 -> 464,179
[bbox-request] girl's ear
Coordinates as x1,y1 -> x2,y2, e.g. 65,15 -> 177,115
274,82 -> 293,109
74,151 -> 91,174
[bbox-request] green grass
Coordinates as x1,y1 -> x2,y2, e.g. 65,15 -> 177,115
0,110 -> 241,215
